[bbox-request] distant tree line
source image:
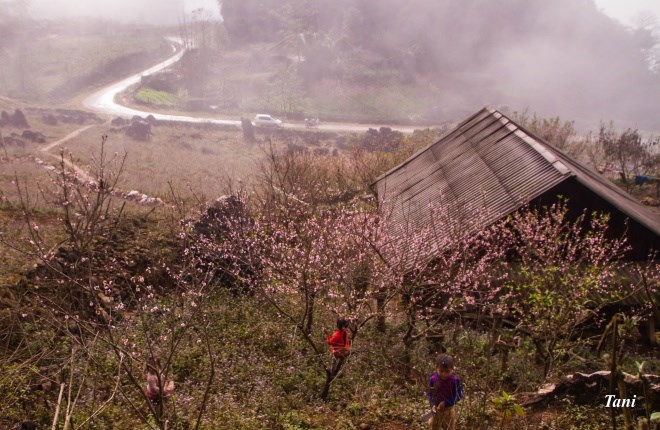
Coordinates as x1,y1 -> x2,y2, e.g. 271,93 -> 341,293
219,0 -> 660,127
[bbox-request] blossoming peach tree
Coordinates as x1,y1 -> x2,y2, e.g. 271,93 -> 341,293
501,202 -> 630,377
6,141 -> 219,430
201,191 -> 388,400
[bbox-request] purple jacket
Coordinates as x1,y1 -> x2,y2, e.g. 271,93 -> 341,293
428,372 -> 463,407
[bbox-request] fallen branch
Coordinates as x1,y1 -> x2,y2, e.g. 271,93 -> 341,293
51,382 -> 66,430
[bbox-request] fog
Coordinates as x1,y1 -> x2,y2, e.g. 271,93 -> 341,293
2,0 -> 660,130
594,0 -> 660,27
27,0 -> 221,24
214,0 -> 660,130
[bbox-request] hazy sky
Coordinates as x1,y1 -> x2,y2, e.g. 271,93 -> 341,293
18,1 -> 658,27
594,0 -> 660,26
27,0 -> 221,24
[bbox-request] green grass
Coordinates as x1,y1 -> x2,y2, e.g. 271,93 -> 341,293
135,88 -> 177,106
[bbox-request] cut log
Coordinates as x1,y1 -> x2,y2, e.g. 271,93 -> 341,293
519,371 -> 660,410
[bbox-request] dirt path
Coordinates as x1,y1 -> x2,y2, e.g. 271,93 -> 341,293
39,124 -> 101,184
41,124 -> 97,152
38,121 -> 162,206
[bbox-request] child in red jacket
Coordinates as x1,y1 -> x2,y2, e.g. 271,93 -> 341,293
324,317 -> 350,377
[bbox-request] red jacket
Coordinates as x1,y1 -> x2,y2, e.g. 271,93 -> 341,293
327,329 -> 350,358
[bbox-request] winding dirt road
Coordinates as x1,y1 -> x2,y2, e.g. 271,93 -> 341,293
35,37 -> 427,204
82,37 -> 422,134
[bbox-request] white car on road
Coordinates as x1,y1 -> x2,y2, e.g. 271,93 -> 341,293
253,114 -> 283,128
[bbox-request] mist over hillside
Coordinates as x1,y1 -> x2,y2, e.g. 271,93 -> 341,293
222,0 -> 660,130
0,0 -> 659,130
24,0 -> 221,25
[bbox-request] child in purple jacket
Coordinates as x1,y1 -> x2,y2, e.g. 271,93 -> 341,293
428,354 -> 463,430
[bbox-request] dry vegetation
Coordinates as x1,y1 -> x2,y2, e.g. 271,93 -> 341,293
0,136 -> 657,429
0,26 -> 168,103
59,122 -> 354,199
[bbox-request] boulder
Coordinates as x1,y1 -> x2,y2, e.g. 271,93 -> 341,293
41,113 -> 58,125
192,195 -> 256,292
193,195 -> 246,239
0,109 -> 29,128
124,190 -> 140,199
125,119 -> 152,141
0,110 -> 10,126
54,109 -> 100,124
111,117 -> 128,127
241,117 -> 255,142
21,130 -> 46,143
12,109 -> 29,128
139,196 -> 155,205
3,135 -> 25,147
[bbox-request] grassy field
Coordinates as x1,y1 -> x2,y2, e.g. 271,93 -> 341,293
61,124 -> 261,199
1,99 -> 107,198
58,122 -> 345,200
0,23 -> 168,103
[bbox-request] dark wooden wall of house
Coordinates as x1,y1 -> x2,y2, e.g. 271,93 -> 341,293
530,177 -> 658,261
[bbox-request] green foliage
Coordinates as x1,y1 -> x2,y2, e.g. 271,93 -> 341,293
489,391 -> 525,423
503,202 -> 628,377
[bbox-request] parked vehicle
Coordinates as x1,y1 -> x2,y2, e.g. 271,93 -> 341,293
253,114 -> 283,127
305,117 -> 320,128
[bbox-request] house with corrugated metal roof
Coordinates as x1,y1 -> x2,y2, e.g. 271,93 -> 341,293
373,107 -> 660,261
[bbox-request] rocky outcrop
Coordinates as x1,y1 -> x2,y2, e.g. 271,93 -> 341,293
122,190 -> 163,206
0,109 -> 29,128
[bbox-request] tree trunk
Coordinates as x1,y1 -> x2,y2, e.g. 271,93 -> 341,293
320,369 -> 332,401
376,292 -> 386,333
401,314 -> 416,378
305,292 -> 315,337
